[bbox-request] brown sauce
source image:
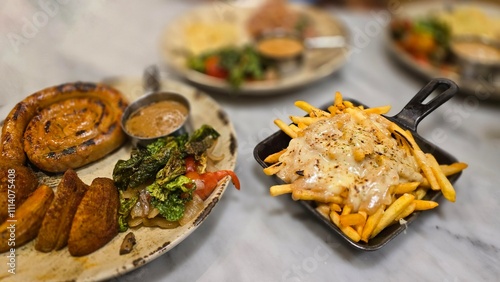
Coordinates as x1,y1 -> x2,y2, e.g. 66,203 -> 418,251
257,37 -> 304,59
125,100 -> 188,138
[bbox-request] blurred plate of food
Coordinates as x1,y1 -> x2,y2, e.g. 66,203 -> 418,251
160,0 -> 350,95
387,1 -> 500,100
0,78 -> 238,281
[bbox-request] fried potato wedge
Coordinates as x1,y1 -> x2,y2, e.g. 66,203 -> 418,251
0,184 -> 54,252
68,177 -> 119,257
35,169 -> 89,252
0,164 -> 39,223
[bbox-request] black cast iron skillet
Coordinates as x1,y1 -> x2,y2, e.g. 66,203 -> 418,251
253,78 -> 462,250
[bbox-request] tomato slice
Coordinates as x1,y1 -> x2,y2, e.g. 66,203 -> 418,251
186,169 -> 241,200
204,56 -> 228,79
185,156 -> 197,173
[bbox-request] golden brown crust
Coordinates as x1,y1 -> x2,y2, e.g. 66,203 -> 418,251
35,169 -> 89,252
0,184 -> 54,253
68,177 -> 119,257
0,164 -> 39,224
0,82 -> 128,172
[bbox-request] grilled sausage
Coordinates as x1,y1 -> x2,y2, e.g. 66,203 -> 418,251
0,82 -> 128,172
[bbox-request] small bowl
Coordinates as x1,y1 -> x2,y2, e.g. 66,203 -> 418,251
450,35 -> 500,82
121,91 -> 192,146
255,29 -> 305,76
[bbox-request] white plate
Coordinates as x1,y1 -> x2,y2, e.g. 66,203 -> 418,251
386,1 -> 500,101
159,3 -> 350,95
0,78 -> 238,282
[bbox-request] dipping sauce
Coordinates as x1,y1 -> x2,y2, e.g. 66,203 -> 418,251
257,37 -> 304,59
452,41 -> 500,63
125,100 -> 188,138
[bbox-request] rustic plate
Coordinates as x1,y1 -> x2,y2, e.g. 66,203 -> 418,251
386,1 -> 500,101
159,3 -> 350,95
0,78 -> 238,281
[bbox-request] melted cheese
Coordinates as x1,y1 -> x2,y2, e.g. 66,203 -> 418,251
276,112 -> 423,214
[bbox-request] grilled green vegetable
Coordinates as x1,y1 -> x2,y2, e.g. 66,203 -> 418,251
113,125 -> 221,231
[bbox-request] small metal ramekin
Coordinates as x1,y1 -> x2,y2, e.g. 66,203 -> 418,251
120,91 -> 192,146
255,29 -> 305,76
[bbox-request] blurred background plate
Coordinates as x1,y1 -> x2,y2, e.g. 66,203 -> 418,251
159,3 -> 350,95
386,1 -> 500,101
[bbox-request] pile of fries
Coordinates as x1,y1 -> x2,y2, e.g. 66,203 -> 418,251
263,92 -> 467,243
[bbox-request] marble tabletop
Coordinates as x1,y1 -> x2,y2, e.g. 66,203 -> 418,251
1,1 -> 500,281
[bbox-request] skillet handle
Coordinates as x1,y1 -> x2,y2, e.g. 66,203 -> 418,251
392,78 -> 458,131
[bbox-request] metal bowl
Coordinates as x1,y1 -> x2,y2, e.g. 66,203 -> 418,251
255,29 -> 305,76
120,91 -> 192,146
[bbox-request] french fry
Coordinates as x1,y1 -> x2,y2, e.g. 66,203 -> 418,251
297,122 -> 308,130
292,189 -> 344,204
426,153 -> 456,202
315,204 -> 330,219
355,211 -> 367,235
419,161 -> 466,186
263,162 -> 283,176
413,199 -> 439,211
274,119 -> 298,139
329,203 -> 342,212
330,210 -> 361,242
340,213 -> 366,226
270,184 -> 293,196
395,202 -> 416,221
329,210 -> 340,226
340,225 -> 361,242
294,101 -> 329,117
413,187 -> 428,200
327,105 -> 339,115
389,124 -> 441,191
361,206 -> 384,242
415,150 -> 440,191
392,182 -> 420,194
363,105 -> 391,115
343,101 -> 355,108
334,91 -> 344,108
263,149 -> 286,164
289,124 -> 301,134
440,162 -> 468,176
289,116 -> 323,126
371,193 -> 415,238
